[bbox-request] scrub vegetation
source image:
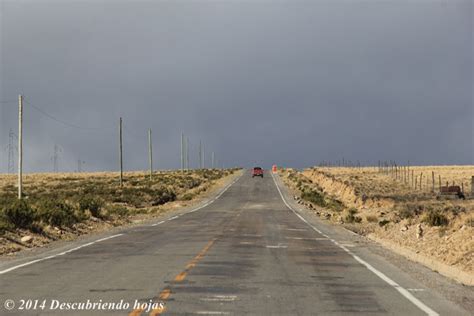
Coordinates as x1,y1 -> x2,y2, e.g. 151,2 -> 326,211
0,169 -> 239,254
281,166 -> 473,277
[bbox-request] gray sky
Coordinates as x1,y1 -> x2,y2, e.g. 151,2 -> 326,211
0,0 -> 472,173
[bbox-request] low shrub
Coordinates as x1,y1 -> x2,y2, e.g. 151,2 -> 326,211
379,219 -> 390,227
2,199 -> 35,228
398,204 -> 424,219
326,198 -> 345,212
0,214 -> 13,234
446,205 -> 466,216
398,206 -> 415,219
466,217 -> 474,227
181,193 -> 194,201
79,195 -> 104,217
151,188 -> 176,206
423,210 -> 448,227
344,208 -> 362,223
112,188 -> 143,208
106,205 -> 129,218
301,190 -> 325,207
366,215 -> 378,223
37,200 -> 77,227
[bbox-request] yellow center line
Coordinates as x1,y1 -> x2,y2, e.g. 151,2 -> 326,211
159,288 -> 171,300
186,262 -> 196,269
129,308 -> 145,316
172,239 -> 216,284
174,271 -> 188,282
128,238 -> 218,316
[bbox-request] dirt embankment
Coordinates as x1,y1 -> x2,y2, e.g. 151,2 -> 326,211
301,169 -> 395,210
281,167 -> 474,285
0,169 -> 241,257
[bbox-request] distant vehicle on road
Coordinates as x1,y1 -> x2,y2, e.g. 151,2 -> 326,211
252,167 -> 264,178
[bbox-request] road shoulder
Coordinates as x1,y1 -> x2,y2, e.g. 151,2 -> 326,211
273,172 -> 474,314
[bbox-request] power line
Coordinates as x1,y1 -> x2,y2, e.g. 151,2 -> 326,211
23,99 -> 110,131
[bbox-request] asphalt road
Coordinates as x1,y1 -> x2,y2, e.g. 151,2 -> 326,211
0,171 -> 470,315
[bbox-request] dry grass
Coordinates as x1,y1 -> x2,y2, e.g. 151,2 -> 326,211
0,169 -> 239,255
313,165 -> 473,200
0,169 -> 236,203
281,166 -> 474,276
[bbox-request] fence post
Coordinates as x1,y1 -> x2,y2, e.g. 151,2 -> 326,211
471,176 -> 474,196
431,171 -> 435,193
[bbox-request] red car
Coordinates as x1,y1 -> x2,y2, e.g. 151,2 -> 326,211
252,167 -> 264,178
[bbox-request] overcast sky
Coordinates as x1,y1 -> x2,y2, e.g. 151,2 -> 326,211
0,0 -> 472,173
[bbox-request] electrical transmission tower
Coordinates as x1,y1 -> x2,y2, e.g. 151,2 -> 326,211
77,159 -> 85,172
52,144 -> 62,172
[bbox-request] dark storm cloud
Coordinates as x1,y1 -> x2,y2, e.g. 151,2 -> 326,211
0,0 -> 472,173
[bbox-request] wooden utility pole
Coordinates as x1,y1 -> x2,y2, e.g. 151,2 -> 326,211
431,171 -> 435,193
148,129 -> 153,181
18,95 -> 23,199
181,132 -> 184,172
186,137 -> 190,170
202,144 -> 205,169
199,140 -> 202,169
119,117 -> 123,187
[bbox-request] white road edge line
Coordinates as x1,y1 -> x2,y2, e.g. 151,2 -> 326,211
0,174 -> 243,276
150,174 -> 242,226
271,173 -> 438,316
0,234 -> 124,275
152,220 -> 166,227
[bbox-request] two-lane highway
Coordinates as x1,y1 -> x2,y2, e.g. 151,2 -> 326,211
0,171 -> 470,315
